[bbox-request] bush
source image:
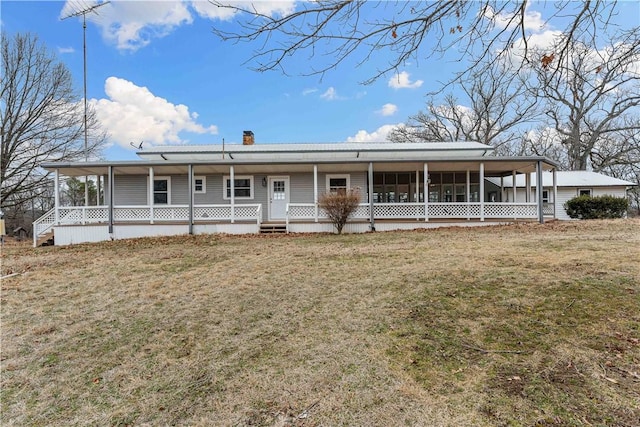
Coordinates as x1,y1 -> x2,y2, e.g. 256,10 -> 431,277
564,195 -> 629,219
318,188 -> 361,234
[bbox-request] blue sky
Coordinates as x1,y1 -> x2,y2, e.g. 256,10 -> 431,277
2,1 -> 639,161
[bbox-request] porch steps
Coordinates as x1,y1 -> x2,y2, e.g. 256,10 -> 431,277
36,231 -> 55,247
259,223 -> 287,234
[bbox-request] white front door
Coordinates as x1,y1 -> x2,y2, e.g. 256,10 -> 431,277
268,176 -> 289,221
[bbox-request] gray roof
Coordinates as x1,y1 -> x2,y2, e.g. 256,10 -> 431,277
136,142 -> 494,161
40,141 -> 561,176
487,171 -> 636,188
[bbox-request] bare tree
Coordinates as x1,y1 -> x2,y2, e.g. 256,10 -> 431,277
527,30 -> 640,171
1,32 -> 105,211
210,1 -> 622,84
513,126 -> 570,167
318,188 -> 361,234
389,64 -> 538,154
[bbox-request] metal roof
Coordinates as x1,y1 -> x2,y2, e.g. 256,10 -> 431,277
487,171 -> 636,187
40,142 -> 562,176
135,142 -> 494,161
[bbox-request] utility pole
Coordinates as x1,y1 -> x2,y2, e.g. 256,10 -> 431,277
62,1 -> 109,207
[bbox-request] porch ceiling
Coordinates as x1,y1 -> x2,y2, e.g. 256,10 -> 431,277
42,157 -> 555,177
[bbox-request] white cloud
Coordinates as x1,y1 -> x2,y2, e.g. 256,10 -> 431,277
58,46 -> 75,54
60,1 -> 193,52
302,88 -> 318,96
377,103 -> 398,116
189,0 -> 238,20
60,1 -> 296,52
192,1 -> 296,21
91,76 -> 218,149
388,71 -> 423,89
486,3 -> 547,32
320,87 -> 342,101
346,124 -> 403,143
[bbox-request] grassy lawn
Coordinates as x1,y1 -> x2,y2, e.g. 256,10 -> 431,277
1,220 -> 639,426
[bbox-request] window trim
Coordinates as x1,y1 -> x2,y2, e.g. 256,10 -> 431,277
193,176 -> 206,194
325,174 -> 350,193
542,189 -> 550,203
223,175 -> 254,200
152,176 -> 171,205
578,188 -> 592,197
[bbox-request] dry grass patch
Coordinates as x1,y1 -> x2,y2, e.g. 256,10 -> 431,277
1,220 -> 639,426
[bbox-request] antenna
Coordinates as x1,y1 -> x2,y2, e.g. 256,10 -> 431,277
62,1 -> 110,206
130,141 -> 144,150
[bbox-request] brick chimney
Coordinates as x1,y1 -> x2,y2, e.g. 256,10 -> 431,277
242,130 -> 255,145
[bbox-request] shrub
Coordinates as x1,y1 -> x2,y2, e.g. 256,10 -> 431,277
318,188 -> 361,234
564,195 -> 629,219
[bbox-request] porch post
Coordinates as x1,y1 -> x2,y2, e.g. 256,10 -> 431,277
500,176 -> 505,202
423,163 -> 429,222
188,164 -> 194,235
313,164 -> 318,222
54,168 -> 60,225
552,168 -> 558,219
108,166 -> 114,234
416,169 -> 420,220
479,163 -> 485,222
466,169 -> 471,220
525,173 -> 531,203
368,162 -> 375,230
512,170 -> 518,220
536,161 -> 544,223
230,165 -> 235,223
97,175 -> 102,205
149,167 -> 154,224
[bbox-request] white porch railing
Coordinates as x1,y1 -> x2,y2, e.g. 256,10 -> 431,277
35,201 -> 539,245
543,203 -> 555,216
373,203 -> 424,219
285,203 -> 370,228
33,204 -> 262,246
484,202 -> 538,218
285,202 -> 539,226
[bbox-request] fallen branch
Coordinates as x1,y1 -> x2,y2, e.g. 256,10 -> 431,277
565,299 -> 577,309
1,272 -> 22,280
298,400 -> 319,419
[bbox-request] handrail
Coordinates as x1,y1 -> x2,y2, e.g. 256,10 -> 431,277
32,207 -> 56,247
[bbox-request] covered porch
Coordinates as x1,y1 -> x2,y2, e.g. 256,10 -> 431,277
36,155 -> 558,246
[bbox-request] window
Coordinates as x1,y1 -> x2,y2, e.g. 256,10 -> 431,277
153,177 -> 170,204
223,175 -> 254,199
194,176 -> 206,194
422,172 -> 478,202
455,184 -> 466,202
542,189 -> 550,203
578,188 -> 592,197
326,174 -> 350,194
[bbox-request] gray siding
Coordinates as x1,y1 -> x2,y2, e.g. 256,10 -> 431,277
171,175 -> 188,204
555,186 -> 627,220
291,173 -> 315,203
114,175 -> 147,205
111,171 -> 368,215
